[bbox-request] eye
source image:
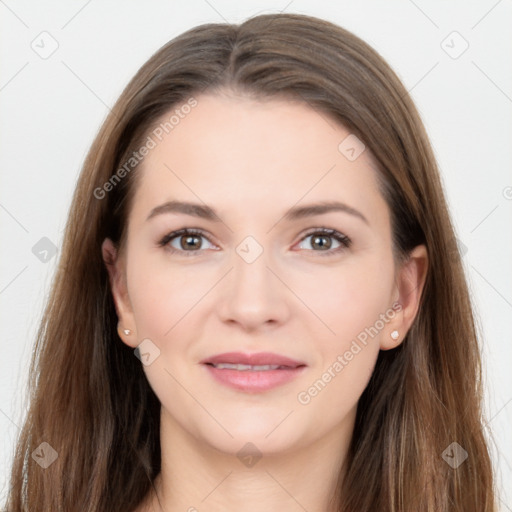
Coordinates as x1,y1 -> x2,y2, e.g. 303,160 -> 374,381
158,227 -> 351,257
158,228 -> 216,256
296,228 -> 351,255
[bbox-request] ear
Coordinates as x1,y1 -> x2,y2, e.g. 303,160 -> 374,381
102,238 -> 138,348
380,244 -> 429,350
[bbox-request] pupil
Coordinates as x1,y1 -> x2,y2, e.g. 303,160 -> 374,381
312,235 -> 331,250
182,235 -> 200,250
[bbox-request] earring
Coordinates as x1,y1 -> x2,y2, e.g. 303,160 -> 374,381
123,329 -> 132,335
390,330 -> 399,340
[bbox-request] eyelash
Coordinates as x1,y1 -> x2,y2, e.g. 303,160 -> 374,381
158,227 -> 352,257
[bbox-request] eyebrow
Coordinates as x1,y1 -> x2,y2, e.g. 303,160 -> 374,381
146,200 -> 369,225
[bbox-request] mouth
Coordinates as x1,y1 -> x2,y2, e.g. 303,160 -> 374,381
200,352 -> 307,392
205,363 -> 297,371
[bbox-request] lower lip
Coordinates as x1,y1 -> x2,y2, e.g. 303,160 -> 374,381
203,364 -> 306,392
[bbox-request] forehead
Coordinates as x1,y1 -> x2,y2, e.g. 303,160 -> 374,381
129,93 -> 386,226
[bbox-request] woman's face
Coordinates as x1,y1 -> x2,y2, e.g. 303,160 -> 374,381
104,92 -> 425,456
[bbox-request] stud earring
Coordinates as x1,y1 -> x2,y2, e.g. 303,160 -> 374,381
390,330 -> 399,340
123,329 -> 132,336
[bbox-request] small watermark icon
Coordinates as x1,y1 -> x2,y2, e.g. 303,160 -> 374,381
236,236 -> 264,264
447,236 -> 468,261
338,134 -> 366,162
134,338 -> 161,366
441,442 -> 468,468
32,237 -> 57,263
32,441 -> 58,468
236,442 -> 262,468
441,31 -> 469,60
31,31 -> 59,59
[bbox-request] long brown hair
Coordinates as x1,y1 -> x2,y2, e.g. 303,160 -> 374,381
3,13 -> 498,511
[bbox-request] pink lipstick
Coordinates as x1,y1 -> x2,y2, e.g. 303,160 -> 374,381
200,352 -> 307,393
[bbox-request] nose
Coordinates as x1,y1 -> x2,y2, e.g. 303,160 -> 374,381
216,240 -> 291,331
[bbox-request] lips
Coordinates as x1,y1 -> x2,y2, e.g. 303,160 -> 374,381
200,351 -> 306,369
200,352 -> 307,392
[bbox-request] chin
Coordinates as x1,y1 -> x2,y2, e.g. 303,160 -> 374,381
197,418 -> 307,456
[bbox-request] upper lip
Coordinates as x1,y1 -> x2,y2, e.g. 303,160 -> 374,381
201,352 -> 306,368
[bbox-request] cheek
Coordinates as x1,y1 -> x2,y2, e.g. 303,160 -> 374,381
294,253 -> 394,343
126,251 -> 210,338
294,253 -> 393,403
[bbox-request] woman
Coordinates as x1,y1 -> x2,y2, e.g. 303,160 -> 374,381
3,12 -> 497,512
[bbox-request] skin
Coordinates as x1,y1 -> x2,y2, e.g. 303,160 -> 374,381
102,92 -> 428,512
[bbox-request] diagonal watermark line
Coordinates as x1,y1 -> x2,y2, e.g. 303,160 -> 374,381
280,0 -> 295,12
472,61 -> 512,104
164,267 -> 234,336
201,471 -> 233,502
471,0 -> 503,29
61,0 -> 93,29
61,61 -> 116,115
265,410 -> 294,438
265,470 -> 311,511
471,265 -> 512,308
265,266 -> 337,335
163,163 -> 233,233
260,0 -> 296,52
266,164 -> 337,234
0,62 -> 29,92
407,0 -> 439,29
0,0 -> 29,28
470,204 -> 499,233
0,203 -> 29,233
485,396 -> 512,426
202,0 -> 229,23
0,266 -> 28,295
0,407 -> 22,431
499,496 -> 512,512
404,61 -> 439,98
163,367 -> 234,438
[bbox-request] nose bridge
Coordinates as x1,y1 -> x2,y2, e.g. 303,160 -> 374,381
217,233 -> 289,327
232,234 -> 273,295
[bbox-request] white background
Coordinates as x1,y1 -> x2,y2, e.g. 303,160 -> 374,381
1,0 -> 511,509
